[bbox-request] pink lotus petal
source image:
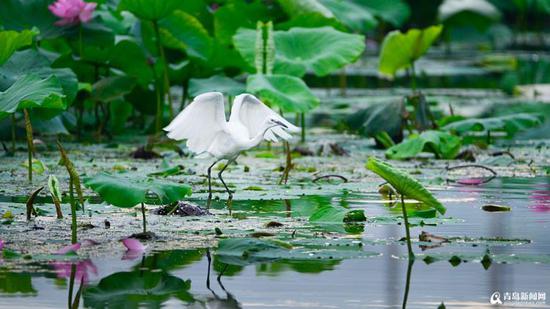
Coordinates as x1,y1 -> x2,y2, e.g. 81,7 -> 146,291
51,259 -> 97,283
82,239 -> 100,246
122,250 -> 143,261
56,243 -> 81,255
122,238 -> 146,252
457,178 -> 486,185
0,239 -> 4,251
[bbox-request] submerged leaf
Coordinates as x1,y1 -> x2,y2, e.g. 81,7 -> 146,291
366,157 -> 446,215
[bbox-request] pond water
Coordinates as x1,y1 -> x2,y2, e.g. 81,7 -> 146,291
1,177 -> 549,308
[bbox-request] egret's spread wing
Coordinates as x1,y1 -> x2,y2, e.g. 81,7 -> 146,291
229,94 -> 299,142
164,92 -> 228,154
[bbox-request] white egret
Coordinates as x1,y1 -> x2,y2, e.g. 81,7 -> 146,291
164,92 -> 298,208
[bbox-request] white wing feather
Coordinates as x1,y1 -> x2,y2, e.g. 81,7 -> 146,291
164,92 -> 228,154
229,94 -> 299,142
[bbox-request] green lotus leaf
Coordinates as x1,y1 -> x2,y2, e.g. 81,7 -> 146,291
318,0 -> 378,32
158,10 -> 213,60
309,205 -> 366,223
366,156 -> 446,215
234,26 -> 365,77
83,173 -> 192,208
385,130 -> 462,160
0,74 -> 65,119
0,29 -> 35,66
378,25 -> 443,79
442,113 -> 543,136
118,0 -> 181,21
246,74 -> 319,113
189,75 -> 245,97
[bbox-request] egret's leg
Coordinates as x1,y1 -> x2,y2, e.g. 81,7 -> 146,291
206,161 -> 218,210
218,158 -> 235,211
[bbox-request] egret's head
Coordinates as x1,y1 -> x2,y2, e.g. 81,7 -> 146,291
268,118 -> 288,129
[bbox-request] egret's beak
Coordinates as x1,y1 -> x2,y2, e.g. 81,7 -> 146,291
271,119 -> 288,129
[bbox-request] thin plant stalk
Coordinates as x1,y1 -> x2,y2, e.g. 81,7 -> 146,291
400,195 -> 414,258
402,258 -> 414,309
68,264 -> 76,309
69,178 -> 77,244
300,113 -> 305,143
23,109 -> 34,183
152,20 -> 173,122
141,202 -> 147,234
11,114 -> 16,154
78,25 -> 83,59
410,62 -> 417,94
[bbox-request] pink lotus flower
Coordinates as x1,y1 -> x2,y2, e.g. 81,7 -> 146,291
56,243 -> 81,255
48,0 -> 97,26
0,239 -> 4,251
121,238 -> 146,260
51,259 -> 97,283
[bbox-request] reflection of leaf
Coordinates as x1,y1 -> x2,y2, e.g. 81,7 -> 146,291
189,75 -> 245,97
309,205 -> 365,223
378,25 -> 443,79
83,173 -> 192,208
139,249 -> 204,271
0,269 -> 36,295
366,157 -> 446,215
83,270 -> 192,307
385,130 -> 462,160
246,74 -> 319,113
234,27 -> 364,77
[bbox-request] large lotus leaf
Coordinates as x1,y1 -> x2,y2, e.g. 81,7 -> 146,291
31,115 -> 69,135
188,75 -> 245,97
83,173 -> 192,208
366,157 -> 446,215
83,270 -> 192,308
309,205 -> 366,223
0,49 -> 78,103
442,113 -> 543,136
158,10 -> 213,60
0,74 -> 65,119
378,25 -> 443,79
246,74 -> 319,113
385,130 -> 462,160
109,40 -> 158,86
439,0 -> 501,22
277,0 -> 334,19
234,27 -> 365,77
0,0 -> 65,40
0,30 -> 35,66
91,76 -> 137,102
118,0 -> 181,21
345,100 -> 404,142
213,0 -> 269,46
318,0 -> 378,32
355,0 -> 411,27
513,0 -> 550,14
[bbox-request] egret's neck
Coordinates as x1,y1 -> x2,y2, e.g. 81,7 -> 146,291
244,124 -> 279,148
